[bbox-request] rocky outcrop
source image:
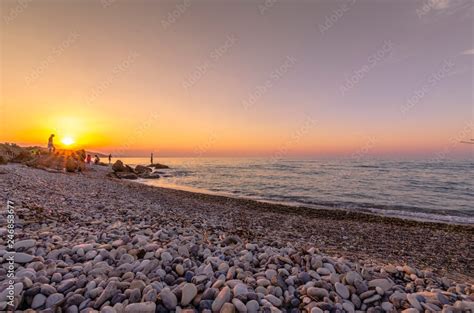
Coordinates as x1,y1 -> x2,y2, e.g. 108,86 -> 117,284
110,160 -> 165,180
112,160 -> 127,172
0,143 -> 34,164
148,163 -> 170,169
134,165 -> 152,175
0,143 -> 85,173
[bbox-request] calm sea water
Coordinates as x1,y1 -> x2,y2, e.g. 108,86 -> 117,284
117,157 -> 474,224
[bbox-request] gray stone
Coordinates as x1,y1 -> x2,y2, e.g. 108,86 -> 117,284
45,293 -> 64,308
14,239 -> 36,250
160,288 -> 177,309
335,282 -> 350,299
368,278 -> 394,292
124,302 -> 156,313
181,283 -> 197,306
212,286 -> 231,312
307,287 -> 329,299
246,300 -> 259,313
32,293 -> 47,309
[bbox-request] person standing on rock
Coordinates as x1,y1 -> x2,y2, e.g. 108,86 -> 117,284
108,153 -> 112,164
150,152 -> 154,164
47,134 -> 55,153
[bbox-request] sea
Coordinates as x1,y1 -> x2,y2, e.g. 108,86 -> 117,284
116,157 -> 474,225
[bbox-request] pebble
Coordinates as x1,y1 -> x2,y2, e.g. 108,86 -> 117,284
160,288 -> 177,309
212,286 -> 231,311
335,282 -> 350,299
1,163 -> 472,313
181,283 -> 197,306
124,302 -> 156,313
307,287 -> 329,299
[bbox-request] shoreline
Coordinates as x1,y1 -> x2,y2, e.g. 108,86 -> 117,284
1,163 -> 473,311
139,178 -> 474,226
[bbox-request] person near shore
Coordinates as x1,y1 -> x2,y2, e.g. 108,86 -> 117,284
94,155 -> 100,164
151,152 -> 154,164
86,154 -> 92,164
108,154 -> 112,164
47,134 -> 55,153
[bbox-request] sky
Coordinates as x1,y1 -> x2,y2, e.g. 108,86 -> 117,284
0,0 -> 473,158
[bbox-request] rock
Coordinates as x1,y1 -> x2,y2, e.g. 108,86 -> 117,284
32,293 -> 47,309
57,278 -> 77,293
45,293 -> 64,308
112,160 -> 126,172
368,278 -> 395,292
233,283 -> 248,297
221,303 -> 236,313
160,288 -> 177,309
307,287 -> 329,299
5,252 -> 34,263
161,251 -> 173,263
147,163 -> 169,169
14,239 -> 36,250
65,157 -> 78,172
134,165 -> 152,174
335,282 -> 350,299
264,294 -> 282,307
124,302 -> 156,313
181,283 -> 197,306
345,271 -> 363,285
212,286 -> 231,311
246,300 -> 259,313
232,298 -> 247,312
94,281 -> 118,308
115,172 -> 138,180
407,293 -> 423,311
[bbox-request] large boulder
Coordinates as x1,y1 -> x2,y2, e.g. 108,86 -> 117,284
115,172 -> 138,180
147,163 -> 169,169
138,172 -> 160,179
0,143 -> 33,163
135,165 -> 152,175
65,157 -> 78,172
112,160 -> 126,172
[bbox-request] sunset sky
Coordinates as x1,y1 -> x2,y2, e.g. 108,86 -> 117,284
1,0 -> 473,157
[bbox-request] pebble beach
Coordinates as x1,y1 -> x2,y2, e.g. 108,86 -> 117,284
0,163 -> 473,312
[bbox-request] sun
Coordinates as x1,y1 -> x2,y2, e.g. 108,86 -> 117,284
61,136 -> 75,146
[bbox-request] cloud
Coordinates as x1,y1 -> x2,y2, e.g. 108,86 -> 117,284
461,49 -> 474,55
430,0 -> 451,10
417,0 -> 473,18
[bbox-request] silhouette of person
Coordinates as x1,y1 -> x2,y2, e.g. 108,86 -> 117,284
94,155 -> 100,164
48,134 -> 55,153
108,154 -> 112,164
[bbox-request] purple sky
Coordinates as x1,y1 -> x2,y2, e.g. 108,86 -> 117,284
1,0 -> 473,157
